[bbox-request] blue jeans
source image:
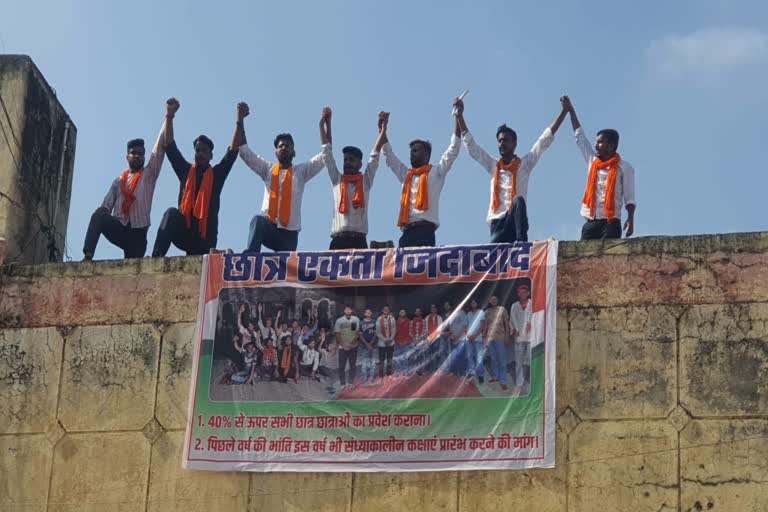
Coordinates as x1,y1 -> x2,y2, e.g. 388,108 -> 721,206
360,346 -> 377,383
466,339 -> 485,378
246,215 -> 299,253
446,339 -> 467,376
490,196 -> 528,243
486,340 -> 509,385
394,344 -> 413,376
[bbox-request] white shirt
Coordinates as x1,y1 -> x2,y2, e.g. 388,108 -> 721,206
462,128 -> 555,223
375,314 -> 397,347
510,300 -> 533,342
381,134 -> 461,229
326,145 -> 381,235
297,339 -> 320,371
239,144 -> 330,231
575,128 -> 636,220
101,121 -> 167,228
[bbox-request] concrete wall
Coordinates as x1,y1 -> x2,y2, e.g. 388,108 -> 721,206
0,55 -> 76,265
1,233 -> 767,511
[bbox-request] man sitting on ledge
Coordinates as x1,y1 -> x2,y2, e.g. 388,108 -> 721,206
82,100 -> 169,260
151,99 -> 242,257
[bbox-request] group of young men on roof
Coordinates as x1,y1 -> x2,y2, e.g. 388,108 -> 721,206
83,95 -> 636,260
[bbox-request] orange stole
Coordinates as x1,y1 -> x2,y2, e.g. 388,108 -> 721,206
268,163 -> 292,226
397,165 -> 432,226
180,164 -> 214,239
582,154 -> 621,220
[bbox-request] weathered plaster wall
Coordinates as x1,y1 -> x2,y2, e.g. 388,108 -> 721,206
0,55 -> 76,265
1,233 -> 767,511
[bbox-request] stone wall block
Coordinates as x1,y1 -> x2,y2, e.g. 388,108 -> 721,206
352,472 -> 457,512
459,428 -> 567,512
680,304 -> 768,416
48,432 -> 148,512
250,472 -> 352,512
0,435 -> 52,512
58,324 -> 160,431
568,420 -> 678,512
148,431 -> 249,512
568,306 -> 677,419
156,322 -> 196,430
0,327 -> 63,433
681,419 -> 768,512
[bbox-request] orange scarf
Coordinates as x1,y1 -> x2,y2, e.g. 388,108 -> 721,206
180,164 -> 215,240
582,154 -> 621,220
339,173 -> 365,214
280,344 -> 293,370
397,165 -> 432,226
378,315 -> 393,338
491,157 -> 520,213
268,163 -> 293,226
410,317 -> 425,338
427,314 -> 441,335
119,169 -> 143,217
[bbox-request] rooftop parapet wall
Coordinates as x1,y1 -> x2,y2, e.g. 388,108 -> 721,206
1,233 -> 767,511
0,55 -> 76,266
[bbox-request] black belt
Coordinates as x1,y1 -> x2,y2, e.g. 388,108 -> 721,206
405,221 -> 437,229
332,231 -> 367,239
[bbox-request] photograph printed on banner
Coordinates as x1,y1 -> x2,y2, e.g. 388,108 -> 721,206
208,278 -> 539,402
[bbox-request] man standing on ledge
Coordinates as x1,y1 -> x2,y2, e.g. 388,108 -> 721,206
454,97 -> 567,243
381,103 -> 461,247
236,103 -> 329,252
151,100 -> 241,256
562,95 -> 636,240
83,101 -> 169,261
321,107 -> 389,250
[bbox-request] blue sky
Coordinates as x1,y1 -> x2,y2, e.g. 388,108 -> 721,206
3,0 -> 768,259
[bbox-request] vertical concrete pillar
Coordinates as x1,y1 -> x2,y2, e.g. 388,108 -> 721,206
0,55 -> 76,264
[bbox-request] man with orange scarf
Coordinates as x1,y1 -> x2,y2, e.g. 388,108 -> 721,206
562,96 -> 636,240
321,107 -> 389,250
381,103 -> 462,248
454,97 -> 567,243
151,100 -> 241,256
235,103 -> 329,252
83,100 -> 169,261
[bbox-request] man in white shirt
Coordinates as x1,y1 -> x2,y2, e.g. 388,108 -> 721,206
375,305 -> 397,379
454,97 -> 567,243
334,305 -> 361,389
381,103 -> 462,247
509,283 -> 533,395
466,298 -> 487,383
83,100 -> 169,260
233,102 -> 329,252
321,108 -> 390,250
562,95 -> 636,240
297,335 -> 321,381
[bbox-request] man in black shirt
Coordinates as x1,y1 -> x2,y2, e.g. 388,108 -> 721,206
151,100 -> 243,256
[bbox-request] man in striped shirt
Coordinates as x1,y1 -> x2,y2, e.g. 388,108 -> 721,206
82,100 -> 171,260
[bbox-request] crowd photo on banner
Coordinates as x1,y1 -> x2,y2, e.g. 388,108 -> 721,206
209,278 -> 540,402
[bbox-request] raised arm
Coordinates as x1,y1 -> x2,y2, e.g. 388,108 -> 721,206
435,113 -> 462,178
232,102 -> 249,149
237,105 -> 273,181
320,106 -> 331,146
144,99 -> 174,182
362,112 -> 389,188
562,95 -> 595,164
455,98 -> 495,174
162,98 -> 193,179
381,114 -> 410,182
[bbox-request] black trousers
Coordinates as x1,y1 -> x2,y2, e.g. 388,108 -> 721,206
489,196 -> 529,243
246,215 -> 299,252
329,234 -> 368,250
338,346 -> 358,385
398,222 -> 437,248
581,218 -> 622,240
83,211 -> 148,258
152,207 -> 214,257
378,345 -> 394,377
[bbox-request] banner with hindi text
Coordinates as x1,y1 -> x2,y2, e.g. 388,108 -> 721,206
183,241 -> 557,472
